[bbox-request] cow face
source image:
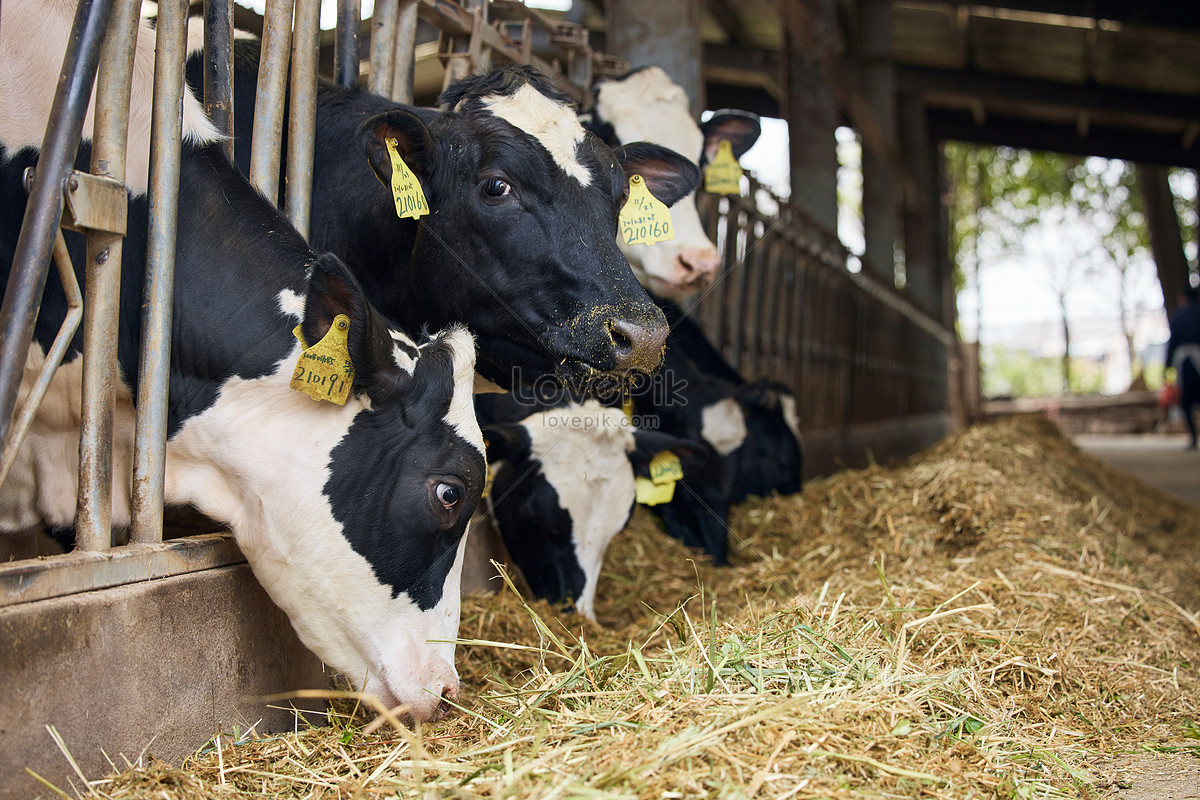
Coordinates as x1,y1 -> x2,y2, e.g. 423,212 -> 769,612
592,68 -> 762,300
732,381 -> 804,501
168,256 -> 486,723
482,402 -> 635,620
358,67 -> 700,387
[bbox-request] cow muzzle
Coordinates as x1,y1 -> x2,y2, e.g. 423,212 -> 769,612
607,314 -> 668,373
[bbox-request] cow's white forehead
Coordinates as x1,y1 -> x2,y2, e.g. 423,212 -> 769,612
433,325 -> 485,457
481,84 -> 592,186
595,67 -> 703,167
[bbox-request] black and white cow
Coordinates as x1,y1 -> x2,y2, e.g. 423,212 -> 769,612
464,394 -> 703,618
1,1 -> 486,722
186,39 -> 701,387
630,300 -> 804,565
588,66 -> 762,300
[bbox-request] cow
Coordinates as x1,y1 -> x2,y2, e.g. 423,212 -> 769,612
464,394 -> 703,619
588,66 -> 762,300
629,300 -> 804,565
0,1 -> 487,722
185,37 -> 702,388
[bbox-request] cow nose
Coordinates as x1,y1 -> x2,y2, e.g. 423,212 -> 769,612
432,684 -> 458,721
608,316 -> 667,371
677,248 -> 720,280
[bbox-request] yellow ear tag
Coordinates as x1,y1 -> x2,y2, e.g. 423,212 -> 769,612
704,139 -> 743,195
621,396 -> 635,423
619,174 -> 674,246
385,138 -> 429,220
290,314 -> 354,405
635,450 -> 684,506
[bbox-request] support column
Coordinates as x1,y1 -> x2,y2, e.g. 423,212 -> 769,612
606,0 -> 704,116
1138,164 -> 1190,314
859,0 -> 899,285
781,0 -> 839,234
898,92 -> 939,318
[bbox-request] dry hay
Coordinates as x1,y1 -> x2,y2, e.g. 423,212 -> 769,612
80,415 -> 1200,799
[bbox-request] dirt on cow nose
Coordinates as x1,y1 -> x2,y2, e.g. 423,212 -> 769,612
608,316 -> 668,372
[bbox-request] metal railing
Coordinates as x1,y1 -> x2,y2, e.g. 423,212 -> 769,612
692,178 -> 955,471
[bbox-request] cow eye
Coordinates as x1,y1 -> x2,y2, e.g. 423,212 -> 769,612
482,178 -> 511,197
435,482 -> 462,509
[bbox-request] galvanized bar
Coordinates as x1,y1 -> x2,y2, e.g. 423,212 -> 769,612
0,0 -> 113,471
249,0 -> 295,206
130,0 -> 189,546
369,0 -> 399,97
76,0 -> 142,553
335,0 -> 362,89
0,232 -> 83,498
285,0 -> 321,238
203,0 -> 236,161
390,0 -> 419,103
0,534 -> 245,608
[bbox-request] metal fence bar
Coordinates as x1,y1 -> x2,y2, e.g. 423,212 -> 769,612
249,0 -> 294,206
76,0 -> 142,552
390,0 -> 420,103
0,0 -> 113,467
335,0 -> 361,89
285,0 -> 321,238
369,0 -> 398,97
130,0 -> 188,545
203,0 -> 236,161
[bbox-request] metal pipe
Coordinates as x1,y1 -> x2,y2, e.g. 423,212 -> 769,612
390,0 -> 419,103
285,0 -> 321,238
76,0 -> 142,552
203,0 -> 236,162
0,0 -> 113,471
369,0 -> 399,97
335,0 -> 361,89
130,0 -> 188,545
249,0 -> 294,206
0,232 -> 83,503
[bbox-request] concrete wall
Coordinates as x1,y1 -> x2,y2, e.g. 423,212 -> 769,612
0,564 -> 326,800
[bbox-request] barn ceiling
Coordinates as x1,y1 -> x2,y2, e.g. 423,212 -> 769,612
676,0 -> 1200,166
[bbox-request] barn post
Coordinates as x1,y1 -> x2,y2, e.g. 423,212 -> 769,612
605,0 -> 704,117
369,0 -> 399,97
780,0 -> 839,235
858,0 -> 899,285
390,0 -> 419,103
1138,164 -> 1191,315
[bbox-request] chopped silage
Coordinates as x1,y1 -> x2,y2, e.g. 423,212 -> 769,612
81,416 -> 1200,799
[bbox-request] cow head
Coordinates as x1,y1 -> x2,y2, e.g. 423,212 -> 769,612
480,401 -> 703,619
592,68 -> 762,301
731,381 -> 804,501
358,66 -> 700,387
170,255 -> 485,723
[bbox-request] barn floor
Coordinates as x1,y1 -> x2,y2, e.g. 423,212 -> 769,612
1075,433 -> 1200,508
55,415 -> 1200,799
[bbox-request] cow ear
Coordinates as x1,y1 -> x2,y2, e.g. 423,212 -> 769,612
302,253 -> 399,397
357,109 -> 437,188
700,110 -> 761,165
614,142 -> 700,208
629,429 -> 708,477
481,423 -> 531,464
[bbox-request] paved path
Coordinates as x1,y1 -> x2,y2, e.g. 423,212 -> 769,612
1074,433 -> 1200,508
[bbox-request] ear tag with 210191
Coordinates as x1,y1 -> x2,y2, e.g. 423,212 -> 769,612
291,314 -> 354,405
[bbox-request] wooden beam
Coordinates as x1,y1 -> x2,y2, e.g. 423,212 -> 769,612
925,1 -> 1200,32
927,108 -> 1200,169
898,65 -> 1200,125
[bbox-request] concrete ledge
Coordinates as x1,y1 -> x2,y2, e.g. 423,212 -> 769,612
803,412 -> 952,478
0,564 -> 326,800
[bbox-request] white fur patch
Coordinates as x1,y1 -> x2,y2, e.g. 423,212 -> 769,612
482,84 -> 592,186
778,393 -> 803,446
436,326 -> 485,457
700,397 -> 747,457
0,0 -> 220,197
594,67 -> 718,299
523,401 -> 634,620
277,289 -> 305,320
